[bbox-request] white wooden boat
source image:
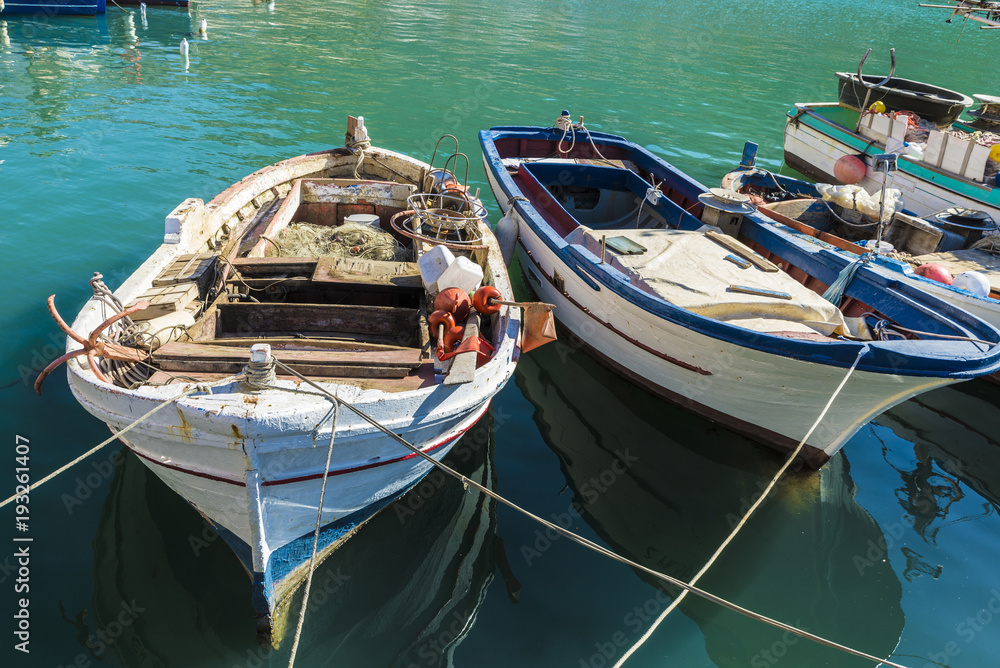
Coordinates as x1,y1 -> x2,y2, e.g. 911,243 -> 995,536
481,118 -> 1000,468
39,119 -> 521,644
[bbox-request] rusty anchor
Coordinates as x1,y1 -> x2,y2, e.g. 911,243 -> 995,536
34,295 -> 151,394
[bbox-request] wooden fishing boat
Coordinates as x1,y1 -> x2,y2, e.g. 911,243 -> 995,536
38,118 -> 521,644
0,0 -> 105,14
480,116 -> 1000,467
721,155 -> 1000,332
783,101 -> 1000,222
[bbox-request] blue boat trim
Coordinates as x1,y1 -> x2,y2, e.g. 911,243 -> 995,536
480,126 -> 1000,379
728,166 -> 1000,308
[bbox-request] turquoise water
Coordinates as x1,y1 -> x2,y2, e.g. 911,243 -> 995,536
3,0 -> 1000,665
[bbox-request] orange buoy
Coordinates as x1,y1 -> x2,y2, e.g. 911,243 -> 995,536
428,310 -> 456,338
442,324 -> 465,351
833,155 -> 866,185
434,287 -> 472,322
472,285 -> 502,315
915,263 -> 953,285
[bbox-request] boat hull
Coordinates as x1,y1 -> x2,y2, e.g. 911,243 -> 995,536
68,360 -> 503,640
0,0 -> 106,15
501,208 -> 952,466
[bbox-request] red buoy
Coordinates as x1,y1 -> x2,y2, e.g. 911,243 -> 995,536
472,285 -> 502,315
434,288 -> 471,322
833,155 -> 866,185
915,263 -> 953,285
428,310 -> 456,337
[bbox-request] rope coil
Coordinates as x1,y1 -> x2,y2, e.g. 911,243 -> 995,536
347,137 -> 371,180
243,355 -> 277,391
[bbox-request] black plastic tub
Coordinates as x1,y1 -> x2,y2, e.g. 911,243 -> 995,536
835,72 -> 974,125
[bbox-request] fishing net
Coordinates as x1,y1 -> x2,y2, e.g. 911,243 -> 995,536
266,222 -> 407,261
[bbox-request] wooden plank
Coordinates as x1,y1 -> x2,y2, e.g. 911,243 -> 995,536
154,342 -> 419,378
153,253 -> 216,288
230,257 -> 318,276
444,313 -> 481,385
156,342 -> 421,367
705,231 -> 780,272
217,302 -> 419,340
238,195 -> 285,256
194,337 -> 418,353
312,256 -> 422,287
146,363 -> 436,392
128,283 -> 200,320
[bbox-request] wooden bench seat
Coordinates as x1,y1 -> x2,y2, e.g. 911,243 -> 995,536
155,341 -> 422,378
146,362 -> 435,391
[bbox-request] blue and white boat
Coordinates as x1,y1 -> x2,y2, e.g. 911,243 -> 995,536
721,154 -> 1000,332
0,0 -> 106,15
480,116 -> 1000,467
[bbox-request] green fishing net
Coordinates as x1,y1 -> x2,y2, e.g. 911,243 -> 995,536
265,222 -> 406,261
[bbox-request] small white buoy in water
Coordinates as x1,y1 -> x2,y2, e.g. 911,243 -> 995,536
180,38 -> 189,69
199,18 -> 207,37
140,2 -> 147,28
496,209 -> 518,265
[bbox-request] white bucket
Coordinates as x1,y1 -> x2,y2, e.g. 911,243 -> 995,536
345,213 -> 380,226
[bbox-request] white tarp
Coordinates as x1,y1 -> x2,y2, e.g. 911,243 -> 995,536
567,227 -> 850,337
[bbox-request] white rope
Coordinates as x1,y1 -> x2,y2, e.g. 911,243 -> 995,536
555,114 -> 575,156
266,358 -> 910,668
286,399 -> 339,668
0,378 -> 238,509
348,138 -> 371,180
612,345 -> 870,667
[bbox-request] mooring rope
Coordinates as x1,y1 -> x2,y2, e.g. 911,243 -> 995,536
348,137 -> 371,180
612,345 -> 869,667
265,357 -> 910,668
286,399 -> 339,668
0,377 -> 239,509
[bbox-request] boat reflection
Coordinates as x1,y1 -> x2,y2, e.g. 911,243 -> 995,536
516,340 -> 905,666
875,381 -> 1000,545
83,410 -> 501,667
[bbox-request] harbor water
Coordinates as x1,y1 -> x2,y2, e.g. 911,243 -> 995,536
3,0 -> 1000,665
